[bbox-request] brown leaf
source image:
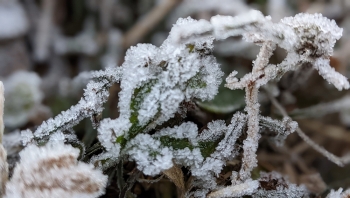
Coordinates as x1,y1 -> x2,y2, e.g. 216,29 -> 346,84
163,165 -> 185,198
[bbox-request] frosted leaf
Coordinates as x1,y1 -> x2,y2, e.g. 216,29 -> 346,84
208,180 -> 259,198
211,10 -> 266,40
173,147 -> 203,168
281,13 -> 342,57
27,66 -> 122,144
168,17 -> 213,45
5,142 -> 107,198
210,113 -> 247,159
4,71 -> 43,128
97,117 -> 131,156
252,171 -> 309,198
126,134 -> 173,176
313,58 -> 349,91
327,188 -> 343,198
259,116 -> 298,146
154,122 -> 199,145
198,119 -> 227,142
98,20 -> 223,155
153,113 -> 247,192
137,87 -> 161,126
168,0 -> 250,29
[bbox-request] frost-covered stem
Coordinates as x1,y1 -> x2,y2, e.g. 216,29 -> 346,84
266,88 -> 350,167
237,42 -> 274,182
252,42 -> 275,73
238,84 -> 259,182
22,68 -> 121,145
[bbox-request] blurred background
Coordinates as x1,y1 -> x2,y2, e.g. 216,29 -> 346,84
2,0 -> 350,197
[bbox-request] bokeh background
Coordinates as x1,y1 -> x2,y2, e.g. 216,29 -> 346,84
2,0 -> 350,197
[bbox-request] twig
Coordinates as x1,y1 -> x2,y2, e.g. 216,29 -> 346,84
123,0 -> 181,48
234,41 -> 275,182
265,89 -> 350,167
34,0 -> 55,61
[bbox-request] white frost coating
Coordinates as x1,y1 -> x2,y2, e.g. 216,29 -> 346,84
137,87 -> 160,126
173,147 -> 203,168
4,71 -> 43,128
24,66 -> 122,145
5,142 -> 107,198
208,180 -> 259,198
199,120 -> 227,141
159,89 -> 184,123
98,117 -> 130,155
168,17 -> 213,44
313,58 -> 349,91
127,134 -> 173,176
281,13 -> 342,56
118,44 -> 159,119
152,113 -> 246,192
325,188 -> 350,198
168,0 -> 250,28
210,113 -> 247,159
154,122 -> 199,145
326,188 -> 343,198
253,172 -> 308,198
211,10 -> 265,40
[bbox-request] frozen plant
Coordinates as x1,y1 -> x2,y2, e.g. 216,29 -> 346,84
3,71 -> 44,128
12,9 -> 350,198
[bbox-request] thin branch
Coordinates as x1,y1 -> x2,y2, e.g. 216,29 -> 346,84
123,0 -> 182,48
265,89 -> 350,167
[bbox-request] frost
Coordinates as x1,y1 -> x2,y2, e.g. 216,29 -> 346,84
326,188 -> 350,198
97,17 -> 223,160
313,58 -> 349,90
208,180 -> 260,198
5,142 -> 107,198
23,66 -> 122,145
260,116 -> 298,146
13,9 -> 350,198
211,10 -> 266,40
168,17 -> 213,45
126,134 -> 173,176
252,171 -> 309,198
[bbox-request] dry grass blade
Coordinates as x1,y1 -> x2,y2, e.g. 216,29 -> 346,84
163,165 -> 185,198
